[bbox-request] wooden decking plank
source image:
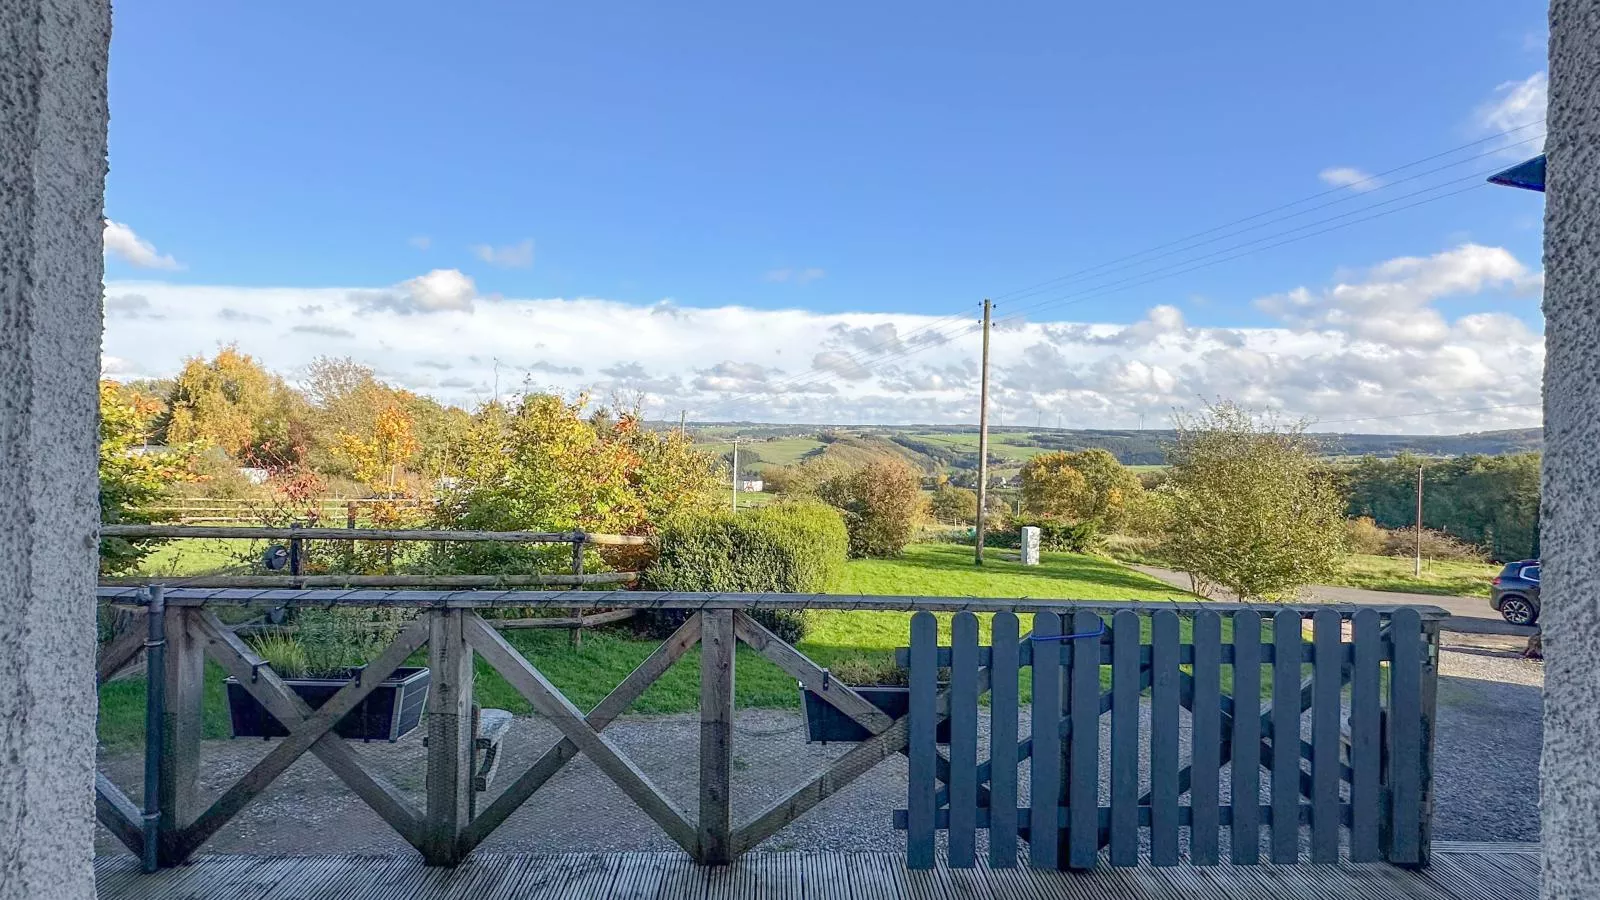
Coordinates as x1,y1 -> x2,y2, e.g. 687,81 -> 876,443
1426,852 -> 1539,900
95,851 -> 1542,899
851,852 -> 909,900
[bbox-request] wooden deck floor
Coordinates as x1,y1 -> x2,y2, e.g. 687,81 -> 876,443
95,842 -> 1539,899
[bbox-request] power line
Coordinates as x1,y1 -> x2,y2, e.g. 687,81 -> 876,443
732,173 -> 1497,406
993,130 -> 1546,307
699,122 -> 1545,413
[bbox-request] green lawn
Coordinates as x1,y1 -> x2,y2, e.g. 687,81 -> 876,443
1332,554 -> 1497,598
135,539 -> 253,576
97,543 -> 1194,748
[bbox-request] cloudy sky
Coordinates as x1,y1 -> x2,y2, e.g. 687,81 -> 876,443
102,3 -> 1549,433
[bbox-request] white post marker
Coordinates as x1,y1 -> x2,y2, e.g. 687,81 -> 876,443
1020,526 -> 1041,566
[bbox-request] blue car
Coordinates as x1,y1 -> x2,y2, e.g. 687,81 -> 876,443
1490,559 -> 1541,626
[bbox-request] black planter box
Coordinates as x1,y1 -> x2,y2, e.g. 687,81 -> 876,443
800,684 -> 950,744
225,667 -> 431,742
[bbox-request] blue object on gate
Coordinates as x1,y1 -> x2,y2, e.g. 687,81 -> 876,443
1028,618 -> 1106,641
1488,154 -> 1546,192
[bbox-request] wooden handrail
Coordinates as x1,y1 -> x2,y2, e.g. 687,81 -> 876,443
99,524 -> 648,546
100,572 -> 639,589
94,585 -> 1451,618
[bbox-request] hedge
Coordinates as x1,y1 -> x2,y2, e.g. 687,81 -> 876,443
974,516 -> 1101,554
639,500 -> 849,642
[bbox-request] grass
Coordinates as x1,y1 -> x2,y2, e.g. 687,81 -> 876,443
1331,553 -> 1497,598
136,539 -> 253,576
96,543 -> 1196,747
698,437 -> 825,467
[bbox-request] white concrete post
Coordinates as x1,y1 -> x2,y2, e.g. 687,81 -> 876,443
0,1 -> 111,897
1019,526 -> 1041,566
1541,4 -> 1600,898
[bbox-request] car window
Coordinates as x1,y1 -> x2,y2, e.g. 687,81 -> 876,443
1522,565 -> 1541,584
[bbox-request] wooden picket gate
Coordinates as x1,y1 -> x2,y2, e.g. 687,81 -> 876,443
898,606 -> 1439,871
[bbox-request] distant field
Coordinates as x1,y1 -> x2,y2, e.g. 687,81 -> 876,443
698,436 -> 824,467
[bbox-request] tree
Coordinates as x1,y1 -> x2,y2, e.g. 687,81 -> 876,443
1343,452 -> 1540,560
1163,401 -> 1344,600
929,485 -> 979,525
99,381 -> 198,574
433,393 -> 721,573
160,346 -> 309,465
332,404 -> 421,496
1020,449 -> 1143,529
814,457 -> 921,557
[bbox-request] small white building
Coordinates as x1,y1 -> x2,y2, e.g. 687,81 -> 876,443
740,478 -> 764,493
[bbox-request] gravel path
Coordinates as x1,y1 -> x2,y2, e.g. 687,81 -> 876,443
96,635 -> 1542,857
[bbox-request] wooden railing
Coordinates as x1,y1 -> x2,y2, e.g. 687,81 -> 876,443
92,588 -> 1445,873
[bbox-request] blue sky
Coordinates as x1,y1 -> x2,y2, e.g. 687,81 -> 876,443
101,2 -> 1551,430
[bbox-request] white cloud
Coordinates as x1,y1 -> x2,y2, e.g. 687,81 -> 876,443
765,267 -> 826,284
1476,72 -> 1547,153
351,268 -> 478,314
1318,167 -> 1381,192
471,239 -> 534,268
100,245 -> 1546,434
103,221 -> 181,270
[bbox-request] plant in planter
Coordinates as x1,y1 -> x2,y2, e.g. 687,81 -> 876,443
801,656 -> 950,744
226,611 -> 430,742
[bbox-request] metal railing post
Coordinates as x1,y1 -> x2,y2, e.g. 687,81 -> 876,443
140,585 -> 165,873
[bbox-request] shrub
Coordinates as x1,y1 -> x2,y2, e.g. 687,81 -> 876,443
1383,527 -> 1488,562
826,655 -> 908,687
814,457 -> 921,557
639,500 -> 849,641
1343,517 -> 1390,555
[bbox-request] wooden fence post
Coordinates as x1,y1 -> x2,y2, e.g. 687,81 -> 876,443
423,609 -> 474,866
697,609 -> 734,864
570,535 -> 587,648
158,606 -> 205,866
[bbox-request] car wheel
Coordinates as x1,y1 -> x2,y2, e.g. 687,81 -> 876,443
1500,596 -> 1538,626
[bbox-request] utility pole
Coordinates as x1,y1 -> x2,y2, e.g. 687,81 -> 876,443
975,299 -> 993,566
732,439 -> 740,513
1414,462 -> 1424,577
679,409 -> 686,437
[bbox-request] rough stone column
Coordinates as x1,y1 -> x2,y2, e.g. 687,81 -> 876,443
1542,3 -> 1600,898
0,1 -> 111,898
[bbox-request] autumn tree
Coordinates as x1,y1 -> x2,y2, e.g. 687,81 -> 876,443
929,484 -> 979,525
99,381 -> 198,574
433,393 -> 721,573
814,457 -> 922,557
160,346 -> 309,465
332,404 -> 421,496
1020,449 -> 1142,529
1163,401 -> 1344,600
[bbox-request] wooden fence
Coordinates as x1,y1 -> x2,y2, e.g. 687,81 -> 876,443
136,496 -> 427,525
899,607 -> 1440,871
92,588 -> 1444,874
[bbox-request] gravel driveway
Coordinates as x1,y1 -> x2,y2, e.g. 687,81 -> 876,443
96,632 -> 1541,857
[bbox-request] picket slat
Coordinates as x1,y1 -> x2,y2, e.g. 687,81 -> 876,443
1310,609 -> 1343,863
906,611 -> 938,870
1271,609 -> 1304,864
1149,610 -> 1180,866
1028,612 -> 1063,869
988,613 -> 1020,869
1348,608 -> 1383,862
1388,608 -> 1424,865
1230,611 -> 1263,865
947,612 -> 979,867
1109,610 -> 1141,865
1067,610 -> 1102,871
1188,610 -> 1222,866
